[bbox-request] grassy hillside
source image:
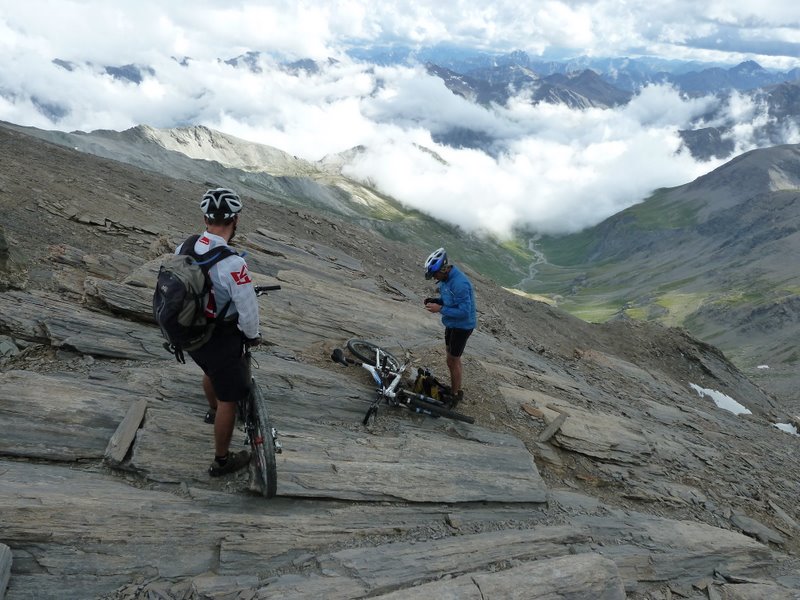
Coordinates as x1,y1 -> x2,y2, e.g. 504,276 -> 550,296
519,150 -> 800,400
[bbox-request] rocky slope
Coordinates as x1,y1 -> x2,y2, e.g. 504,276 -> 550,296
2,123 -> 800,599
1,120 -> 537,287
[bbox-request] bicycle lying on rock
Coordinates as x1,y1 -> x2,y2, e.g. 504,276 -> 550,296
240,284 -> 282,498
331,338 -> 475,426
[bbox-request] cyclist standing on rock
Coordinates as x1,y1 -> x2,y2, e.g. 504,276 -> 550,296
423,247 -> 477,408
178,188 -> 261,477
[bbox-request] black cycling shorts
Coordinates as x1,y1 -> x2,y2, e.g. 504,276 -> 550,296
445,327 -> 473,358
187,325 -> 249,404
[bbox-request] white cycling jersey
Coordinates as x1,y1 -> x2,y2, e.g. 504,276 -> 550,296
176,232 -> 260,339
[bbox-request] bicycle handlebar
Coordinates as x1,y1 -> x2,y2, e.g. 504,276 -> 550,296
244,285 -> 281,354
255,285 -> 281,295
331,348 -> 359,366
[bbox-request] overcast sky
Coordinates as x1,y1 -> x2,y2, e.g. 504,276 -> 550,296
3,1 -> 800,236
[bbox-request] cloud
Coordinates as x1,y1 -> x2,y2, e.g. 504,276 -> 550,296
342,79 -> 725,236
1,2 -> 798,237
0,48 -> 774,238
5,1 -> 800,63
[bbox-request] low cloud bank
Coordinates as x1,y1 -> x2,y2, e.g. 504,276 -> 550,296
1,53 -> 794,236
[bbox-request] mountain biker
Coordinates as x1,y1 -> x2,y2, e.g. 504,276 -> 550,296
423,247 -> 477,408
178,187 -> 261,477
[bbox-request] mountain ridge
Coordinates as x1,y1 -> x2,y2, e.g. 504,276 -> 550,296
1,120 -> 542,286
8,117 -> 800,403
15,50 -> 800,166
533,143 -> 800,400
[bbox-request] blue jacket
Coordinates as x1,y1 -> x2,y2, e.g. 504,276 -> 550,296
437,266 -> 477,330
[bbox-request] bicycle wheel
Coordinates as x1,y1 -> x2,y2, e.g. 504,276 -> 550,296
346,338 -> 401,371
405,392 -> 475,424
362,404 -> 378,427
250,379 -> 278,498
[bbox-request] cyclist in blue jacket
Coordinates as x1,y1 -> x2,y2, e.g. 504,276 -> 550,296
423,247 -> 477,408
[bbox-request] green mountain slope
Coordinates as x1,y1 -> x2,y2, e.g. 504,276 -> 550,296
527,144 -> 800,397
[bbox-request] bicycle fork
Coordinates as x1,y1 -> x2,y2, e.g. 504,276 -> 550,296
252,425 -> 283,454
241,407 -> 283,455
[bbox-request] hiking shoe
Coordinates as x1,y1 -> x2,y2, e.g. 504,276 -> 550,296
208,450 -> 251,477
204,409 -> 216,424
450,390 -> 464,410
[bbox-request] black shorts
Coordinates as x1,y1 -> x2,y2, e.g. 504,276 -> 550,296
445,327 -> 473,358
187,325 -> 249,403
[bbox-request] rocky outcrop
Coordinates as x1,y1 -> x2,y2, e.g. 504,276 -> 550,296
2,125 -> 800,599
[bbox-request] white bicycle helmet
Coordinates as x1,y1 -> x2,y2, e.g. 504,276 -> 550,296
424,247 -> 448,279
200,188 -> 242,220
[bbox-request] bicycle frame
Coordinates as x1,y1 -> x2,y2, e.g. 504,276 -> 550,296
332,339 -> 475,425
362,353 -> 407,403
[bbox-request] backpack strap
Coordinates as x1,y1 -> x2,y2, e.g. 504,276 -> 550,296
179,234 -> 237,268
178,234 -> 202,257
180,234 -> 237,322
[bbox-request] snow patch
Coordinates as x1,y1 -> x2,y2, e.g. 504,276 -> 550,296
689,383 -> 752,415
774,423 -> 800,436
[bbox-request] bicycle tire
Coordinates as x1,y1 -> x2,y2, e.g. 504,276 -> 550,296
405,393 -> 475,424
250,379 -> 278,498
346,339 -> 401,371
362,404 -> 378,427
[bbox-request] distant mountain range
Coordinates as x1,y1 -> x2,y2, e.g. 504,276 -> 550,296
348,45 -> 800,94
425,68 -> 800,160
425,62 -> 632,109
41,47 -> 800,162
346,46 -> 800,160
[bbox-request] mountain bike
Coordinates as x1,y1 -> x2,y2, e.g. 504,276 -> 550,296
331,338 -> 475,426
240,284 -> 282,498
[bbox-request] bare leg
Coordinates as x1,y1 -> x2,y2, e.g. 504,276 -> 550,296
202,374 -> 218,412
446,353 -> 463,394
214,401 -> 237,457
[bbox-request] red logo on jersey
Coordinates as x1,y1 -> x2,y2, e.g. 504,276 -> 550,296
231,264 -> 252,285
199,236 -> 210,246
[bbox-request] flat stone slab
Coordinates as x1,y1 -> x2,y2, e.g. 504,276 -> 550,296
370,553 -> 626,600
0,291 -> 163,360
128,355 -> 547,502
0,543 -> 11,600
263,553 -> 626,600
499,385 -> 654,464
317,525 -> 594,591
272,418 -> 546,502
0,370 -> 136,460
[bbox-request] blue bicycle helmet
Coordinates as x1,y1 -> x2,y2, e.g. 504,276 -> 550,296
424,247 -> 448,279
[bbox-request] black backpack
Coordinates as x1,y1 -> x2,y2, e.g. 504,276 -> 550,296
152,235 -> 236,363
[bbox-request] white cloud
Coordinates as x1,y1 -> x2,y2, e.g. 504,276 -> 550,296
341,79 -> 728,236
0,1 -> 797,237
5,1 -> 800,62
